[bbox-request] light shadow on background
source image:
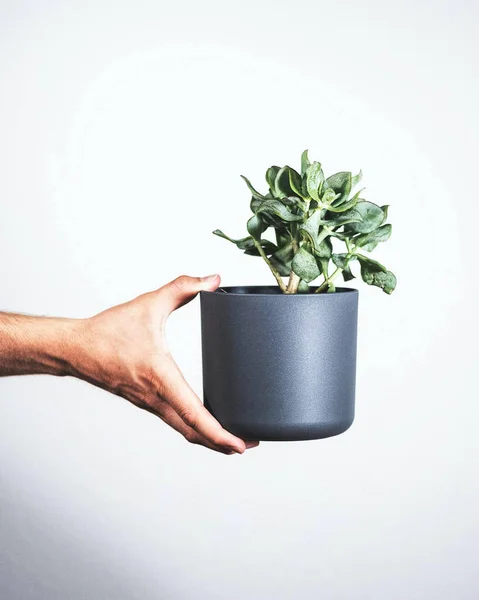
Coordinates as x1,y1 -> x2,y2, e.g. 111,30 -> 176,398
0,475 -> 174,600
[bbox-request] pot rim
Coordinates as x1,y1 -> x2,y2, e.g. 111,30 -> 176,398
201,285 -> 359,297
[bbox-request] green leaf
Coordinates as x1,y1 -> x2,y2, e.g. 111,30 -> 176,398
300,149 -> 310,177
361,241 -> 378,252
351,170 -> 363,189
298,280 -> 310,293
361,265 -> 396,293
275,227 -> 290,247
298,212 -> 332,257
274,166 -> 294,199
213,229 -> 252,249
265,166 -> 281,192
327,230 -> 349,241
250,197 -> 263,213
357,255 -> 397,294
321,188 -> 340,206
259,211 -> 281,228
315,237 -> 332,259
325,172 -> 352,204
325,189 -> 361,213
354,224 -> 392,249
298,211 -> 322,248
301,176 -> 309,199
356,254 -> 387,272
372,270 -> 397,294
240,175 -> 267,201
342,266 -> 355,281
270,241 -> 294,276
332,253 -> 357,281
306,162 -> 324,201
256,199 -> 304,223
291,246 -> 320,282
247,214 -> 267,239
243,239 -> 278,256
318,257 -> 330,277
288,167 -> 306,199
380,205 -> 389,224
321,208 -> 363,228
331,253 -> 350,269
282,196 -> 307,212
344,201 -> 384,234
213,229 -> 276,255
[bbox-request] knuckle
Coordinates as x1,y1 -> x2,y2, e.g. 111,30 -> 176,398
183,429 -> 200,445
172,275 -> 193,291
144,364 -> 163,392
151,397 -> 168,417
135,394 -> 150,410
178,406 -> 199,430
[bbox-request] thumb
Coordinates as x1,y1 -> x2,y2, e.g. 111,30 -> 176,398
160,274 -> 221,313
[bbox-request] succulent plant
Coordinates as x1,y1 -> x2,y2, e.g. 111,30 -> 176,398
214,150 -> 396,294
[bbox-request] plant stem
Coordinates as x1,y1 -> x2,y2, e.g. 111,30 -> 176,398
315,267 -> 342,293
286,272 -> 300,294
287,231 -> 301,293
315,244 -> 358,293
254,240 -> 287,292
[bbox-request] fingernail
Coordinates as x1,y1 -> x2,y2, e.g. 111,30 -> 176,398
201,274 -> 219,283
245,441 -> 260,449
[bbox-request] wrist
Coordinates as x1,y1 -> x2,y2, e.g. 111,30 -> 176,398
61,316 -> 110,388
29,317 -> 88,378
54,318 -> 91,378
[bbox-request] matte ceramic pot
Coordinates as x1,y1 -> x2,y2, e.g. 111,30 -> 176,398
200,286 -> 359,441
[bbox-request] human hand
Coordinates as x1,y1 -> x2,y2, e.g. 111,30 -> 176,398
71,275 -> 259,455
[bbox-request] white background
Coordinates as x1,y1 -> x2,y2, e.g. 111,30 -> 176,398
1,1 -> 478,598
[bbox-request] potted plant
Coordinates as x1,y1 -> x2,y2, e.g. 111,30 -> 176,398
200,150 -> 396,441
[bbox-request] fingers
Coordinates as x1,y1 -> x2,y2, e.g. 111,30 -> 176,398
159,274 -> 221,313
149,400 -> 236,454
150,273 -> 261,453
156,352 -> 248,454
148,395 -> 260,454
154,400 -> 260,453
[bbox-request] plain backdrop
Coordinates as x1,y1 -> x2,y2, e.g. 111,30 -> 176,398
1,1 -> 478,599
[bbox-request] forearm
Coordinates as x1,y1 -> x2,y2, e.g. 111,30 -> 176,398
0,312 -> 82,377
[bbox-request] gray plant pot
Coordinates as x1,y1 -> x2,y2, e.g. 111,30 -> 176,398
200,286 -> 359,441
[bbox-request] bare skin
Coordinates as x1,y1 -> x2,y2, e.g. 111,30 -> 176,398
0,274 -> 259,455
